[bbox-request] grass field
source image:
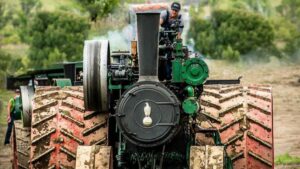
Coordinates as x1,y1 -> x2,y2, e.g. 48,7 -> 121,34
0,89 -> 17,169
0,89 -> 14,126
276,154 -> 300,165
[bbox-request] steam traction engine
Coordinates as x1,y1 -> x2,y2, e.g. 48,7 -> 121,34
15,12 -> 273,169
81,12 -> 210,168
77,12 -> 274,169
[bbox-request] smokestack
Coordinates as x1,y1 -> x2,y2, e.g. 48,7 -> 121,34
136,12 -> 160,81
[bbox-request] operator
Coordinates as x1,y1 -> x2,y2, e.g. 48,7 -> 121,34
4,89 -> 21,145
160,2 -> 184,39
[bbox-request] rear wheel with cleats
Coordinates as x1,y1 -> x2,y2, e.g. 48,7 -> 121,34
30,86 -> 108,169
197,84 -> 273,169
12,120 -> 31,169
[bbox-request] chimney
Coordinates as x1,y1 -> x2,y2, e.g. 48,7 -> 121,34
136,12 -> 160,81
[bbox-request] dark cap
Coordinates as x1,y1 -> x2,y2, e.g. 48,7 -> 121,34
171,2 -> 181,11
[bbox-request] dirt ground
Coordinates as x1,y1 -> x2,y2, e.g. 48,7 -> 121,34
0,127 -> 13,169
0,59 -> 299,169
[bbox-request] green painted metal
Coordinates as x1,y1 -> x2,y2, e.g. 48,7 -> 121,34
172,39 -> 184,83
108,77 -> 132,91
212,131 -> 222,146
171,59 -> 183,83
182,58 -> 209,86
171,39 -> 209,86
182,86 -> 199,116
182,98 -> 199,115
10,96 -> 22,120
109,83 -> 122,90
185,86 -> 195,97
13,61 -> 83,78
174,39 -> 184,58
53,79 -> 72,88
47,73 -> 65,78
186,137 -> 192,164
225,156 -> 234,169
129,152 -> 185,168
212,131 -> 234,169
117,133 -> 126,167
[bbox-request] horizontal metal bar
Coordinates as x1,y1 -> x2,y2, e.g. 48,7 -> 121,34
205,78 -> 241,85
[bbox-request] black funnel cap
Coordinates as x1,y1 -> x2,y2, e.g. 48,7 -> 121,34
136,12 -> 160,81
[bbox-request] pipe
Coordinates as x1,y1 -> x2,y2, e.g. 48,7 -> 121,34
185,86 -> 195,97
136,12 -> 160,81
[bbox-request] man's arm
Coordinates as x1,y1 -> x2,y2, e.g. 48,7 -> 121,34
160,10 -> 167,26
177,32 -> 182,39
160,18 -> 164,25
177,16 -> 184,39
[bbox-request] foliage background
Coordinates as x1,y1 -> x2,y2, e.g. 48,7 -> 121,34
0,0 -> 299,81
1,0 -> 299,78
188,0 -> 300,62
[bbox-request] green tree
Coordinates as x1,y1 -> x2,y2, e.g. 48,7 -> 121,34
277,0 -> 300,29
275,0 -> 300,59
77,0 -> 119,21
0,0 -> 11,30
189,9 -> 275,61
0,0 -> 12,45
13,0 -> 41,43
0,51 -> 11,72
28,11 -> 90,68
0,50 -> 11,86
205,0 -> 273,17
222,46 -> 240,61
20,0 -> 41,15
207,0 -> 218,7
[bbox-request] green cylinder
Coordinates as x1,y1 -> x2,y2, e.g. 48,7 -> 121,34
182,58 -> 209,86
182,98 -> 199,116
